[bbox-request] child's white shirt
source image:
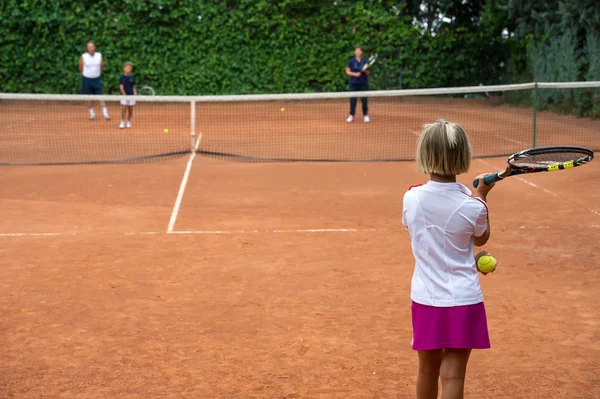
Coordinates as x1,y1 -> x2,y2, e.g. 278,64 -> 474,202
403,180 -> 488,307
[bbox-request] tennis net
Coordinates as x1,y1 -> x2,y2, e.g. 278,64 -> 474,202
1,82 -> 599,165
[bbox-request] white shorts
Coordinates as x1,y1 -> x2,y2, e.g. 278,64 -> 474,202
120,99 -> 136,106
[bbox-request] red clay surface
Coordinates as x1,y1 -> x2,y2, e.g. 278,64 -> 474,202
1,100 -> 600,398
0,160 -> 186,234
1,157 -> 599,399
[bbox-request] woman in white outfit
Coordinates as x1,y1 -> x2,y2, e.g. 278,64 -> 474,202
79,41 -> 110,121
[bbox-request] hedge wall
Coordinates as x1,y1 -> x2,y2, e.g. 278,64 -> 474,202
0,0 -> 510,95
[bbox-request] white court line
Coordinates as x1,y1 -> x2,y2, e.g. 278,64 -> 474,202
519,225 -> 600,229
166,134 -> 202,233
0,232 -> 78,237
477,159 -> 600,217
2,225 -> 599,238
493,135 -> 526,145
170,228 -> 386,235
0,228 -> 398,238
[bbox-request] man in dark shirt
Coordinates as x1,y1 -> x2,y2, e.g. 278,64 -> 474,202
345,46 -> 371,123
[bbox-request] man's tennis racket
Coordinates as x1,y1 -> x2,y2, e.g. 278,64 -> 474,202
473,146 -> 594,188
362,54 -> 377,71
139,86 -> 155,96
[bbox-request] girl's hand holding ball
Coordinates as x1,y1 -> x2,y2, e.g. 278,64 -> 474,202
475,251 -> 497,275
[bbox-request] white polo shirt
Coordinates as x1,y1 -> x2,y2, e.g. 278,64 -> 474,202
402,180 -> 488,307
81,52 -> 102,79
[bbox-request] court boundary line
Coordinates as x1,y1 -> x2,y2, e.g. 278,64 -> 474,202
1,225 -> 598,238
167,134 -> 202,233
493,134 -> 526,145
0,232 -> 80,237
514,177 -> 600,216
169,228 -> 385,235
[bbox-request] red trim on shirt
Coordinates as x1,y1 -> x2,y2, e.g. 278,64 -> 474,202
460,191 -> 489,213
408,184 -> 423,191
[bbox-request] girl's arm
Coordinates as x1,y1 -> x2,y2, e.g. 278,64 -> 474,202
133,84 -> 137,96
474,219 -> 490,247
79,56 -> 83,73
120,83 -> 126,96
473,175 -> 494,246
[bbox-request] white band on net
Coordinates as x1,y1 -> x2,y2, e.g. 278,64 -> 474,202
0,83 -> 538,102
1,81 -> 599,103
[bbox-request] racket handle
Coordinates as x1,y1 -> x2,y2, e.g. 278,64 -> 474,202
472,173 -> 501,188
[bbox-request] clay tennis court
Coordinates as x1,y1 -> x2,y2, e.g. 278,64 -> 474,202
1,98 -> 599,398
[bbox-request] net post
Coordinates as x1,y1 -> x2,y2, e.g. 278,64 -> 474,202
190,100 -> 196,152
532,82 -> 538,148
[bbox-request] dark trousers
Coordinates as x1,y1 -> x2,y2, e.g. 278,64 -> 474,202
349,82 -> 368,116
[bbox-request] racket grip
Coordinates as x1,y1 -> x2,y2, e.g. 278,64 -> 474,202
472,173 -> 501,188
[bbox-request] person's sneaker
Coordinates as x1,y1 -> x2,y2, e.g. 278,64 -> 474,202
119,121 -> 125,129
126,121 -> 132,129
104,114 -> 111,121
90,114 -> 96,121
364,115 -> 371,123
346,115 -> 355,123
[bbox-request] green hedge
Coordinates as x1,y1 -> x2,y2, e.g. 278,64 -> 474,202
506,0 -> 600,117
0,0 -> 510,95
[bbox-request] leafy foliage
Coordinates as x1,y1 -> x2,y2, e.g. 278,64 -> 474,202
0,0 -> 510,95
507,0 -> 600,116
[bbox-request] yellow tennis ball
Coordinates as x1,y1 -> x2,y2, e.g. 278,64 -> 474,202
477,255 -> 497,273
280,107 -> 285,112
164,129 -> 169,134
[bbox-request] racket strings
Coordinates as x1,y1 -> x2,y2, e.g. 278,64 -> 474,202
512,151 -> 591,166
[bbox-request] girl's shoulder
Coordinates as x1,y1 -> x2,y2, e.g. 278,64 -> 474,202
404,184 -> 424,197
458,191 -> 488,215
403,184 -> 422,204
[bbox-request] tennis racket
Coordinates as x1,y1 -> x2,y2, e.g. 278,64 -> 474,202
473,146 -> 594,188
139,86 -> 155,96
362,54 -> 377,71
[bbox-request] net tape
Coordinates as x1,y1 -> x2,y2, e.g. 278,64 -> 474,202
3,82 -> 600,103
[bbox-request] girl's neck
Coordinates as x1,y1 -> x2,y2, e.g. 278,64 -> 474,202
430,174 -> 456,183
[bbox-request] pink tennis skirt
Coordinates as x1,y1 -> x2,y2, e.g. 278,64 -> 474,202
411,301 -> 491,350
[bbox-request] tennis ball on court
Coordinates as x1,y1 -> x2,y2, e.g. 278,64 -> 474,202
280,107 -> 285,112
477,255 -> 497,273
164,129 -> 169,134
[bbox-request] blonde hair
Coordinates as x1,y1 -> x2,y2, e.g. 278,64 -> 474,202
123,61 -> 133,68
416,119 -> 471,176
